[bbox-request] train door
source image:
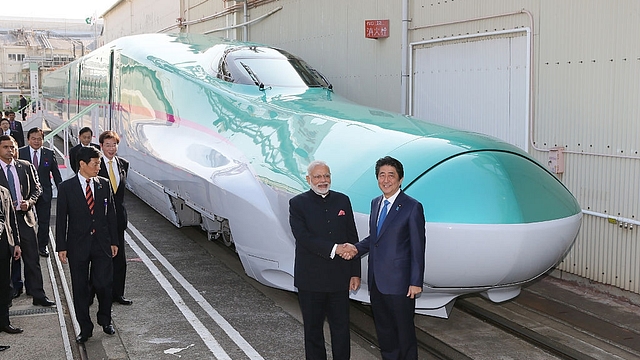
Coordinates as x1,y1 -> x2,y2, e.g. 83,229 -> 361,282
68,62 -> 81,123
108,49 -> 123,134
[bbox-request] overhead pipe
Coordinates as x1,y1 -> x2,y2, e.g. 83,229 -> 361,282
400,0 -> 410,114
203,7 -> 282,35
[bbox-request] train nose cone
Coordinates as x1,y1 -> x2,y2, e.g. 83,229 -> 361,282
404,150 -> 582,288
408,150 -> 581,224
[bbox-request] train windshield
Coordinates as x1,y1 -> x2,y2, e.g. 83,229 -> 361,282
215,46 -> 331,88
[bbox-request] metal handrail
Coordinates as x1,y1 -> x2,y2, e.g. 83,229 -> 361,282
43,103 -> 100,142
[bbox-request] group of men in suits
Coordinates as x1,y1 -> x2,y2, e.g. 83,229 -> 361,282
0,140 -> 22,344
0,125 -> 132,346
1,111 -> 24,148
0,118 -> 23,149
0,133 -> 56,341
8,128 -> 61,303
289,156 -> 426,360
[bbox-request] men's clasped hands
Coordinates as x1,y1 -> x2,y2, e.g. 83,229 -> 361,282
335,243 -> 357,260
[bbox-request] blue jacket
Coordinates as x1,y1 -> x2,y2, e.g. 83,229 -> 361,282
356,190 -> 426,295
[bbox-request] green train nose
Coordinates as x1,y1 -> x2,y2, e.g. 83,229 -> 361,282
405,150 -> 581,224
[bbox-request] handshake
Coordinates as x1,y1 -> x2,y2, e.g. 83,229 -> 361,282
336,243 -> 358,260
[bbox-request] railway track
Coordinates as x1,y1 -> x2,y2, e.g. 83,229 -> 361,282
209,235 -> 640,359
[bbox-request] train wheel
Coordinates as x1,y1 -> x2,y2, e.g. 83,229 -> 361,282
221,231 -> 233,247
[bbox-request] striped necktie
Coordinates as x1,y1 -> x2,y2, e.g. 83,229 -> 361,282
86,179 -> 94,215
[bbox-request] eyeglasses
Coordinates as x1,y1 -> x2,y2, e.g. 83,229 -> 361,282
312,174 -> 331,180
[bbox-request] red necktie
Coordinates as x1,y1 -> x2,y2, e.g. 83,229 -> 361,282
85,179 -> 94,215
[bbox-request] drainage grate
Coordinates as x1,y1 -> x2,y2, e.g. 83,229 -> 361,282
10,307 -> 58,316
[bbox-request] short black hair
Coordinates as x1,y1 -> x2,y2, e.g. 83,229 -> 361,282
99,130 -> 120,144
27,127 -> 44,139
0,119 -> 9,125
375,156 -> 404,180
77,145 -> 101,166
79,127 -> 93,136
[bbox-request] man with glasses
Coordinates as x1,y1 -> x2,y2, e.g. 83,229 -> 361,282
289,160 -> 361,360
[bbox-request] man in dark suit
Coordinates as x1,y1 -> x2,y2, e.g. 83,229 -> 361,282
343,156 -> 426,360
56,146 -> 118,344
97,130 -> 132,305
0,135 -> 54,307
19,127 -> 62,257
18,96 -> 27,121
0,185 -> 22,335
0,119 -> 23,148
289,160 -> 361,360
3,112 -> 24,148
69,127 -> 100,173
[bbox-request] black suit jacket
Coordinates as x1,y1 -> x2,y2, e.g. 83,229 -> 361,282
18,147 -> 62,202
69,143 -> 101,173
55,176 -> 117,261
289,190 -> 360,292
9,121 -> 24,147
8,130 -> 24,148
0,159 -> 41,228
98,156 -> 128,230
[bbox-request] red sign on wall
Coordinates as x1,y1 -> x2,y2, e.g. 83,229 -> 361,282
365,20 -> 390,39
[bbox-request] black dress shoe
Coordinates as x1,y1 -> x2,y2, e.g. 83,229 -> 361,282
12,289 -> 22,299
102,324 -> 115,335
1,325 -> 23,334
113,296 -> 133,305
0,345 -> 9,351
32,297 -> 55,307
75,335 -> 90,344
39,248 -> 49,257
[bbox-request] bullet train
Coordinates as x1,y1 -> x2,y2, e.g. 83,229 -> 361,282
42,33 -> 581,318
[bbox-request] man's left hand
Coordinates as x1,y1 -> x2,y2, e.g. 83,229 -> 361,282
350,277 -> 361,291
406,285 -> 422,299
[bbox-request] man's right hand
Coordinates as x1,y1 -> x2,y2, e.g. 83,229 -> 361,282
336,243 -> 358,260
58,250 -> 68,264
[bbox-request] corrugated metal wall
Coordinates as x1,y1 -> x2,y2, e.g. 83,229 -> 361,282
247,0 -> 403,113
411,32 -> 529,150
410,0 -> 640,294
101,0 -> 640,295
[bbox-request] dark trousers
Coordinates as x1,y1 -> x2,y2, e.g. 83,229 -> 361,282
69,237 -> 114,337
14,219 -> 45,300
10,257 -> 22,294
0,242 -> 11,328
112,227 -> 127,299
298,289 -> 350,360
370,278 -> 417,360
35,197 -> 52,251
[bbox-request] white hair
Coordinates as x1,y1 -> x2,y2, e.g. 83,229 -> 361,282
307,160 -> 329,175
